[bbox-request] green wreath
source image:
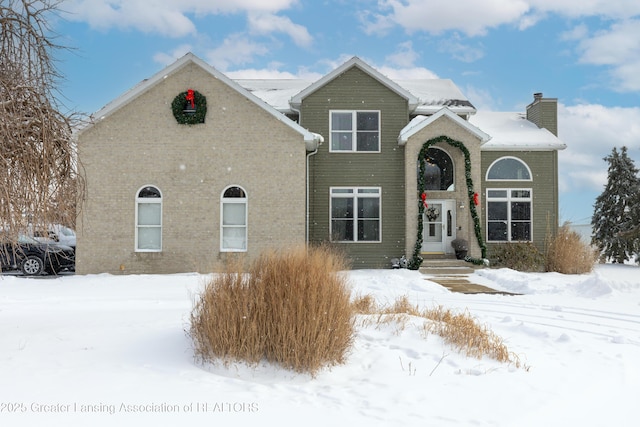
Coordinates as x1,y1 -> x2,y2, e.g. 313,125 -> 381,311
407,136 -> 487,270
171,90 -> 207,125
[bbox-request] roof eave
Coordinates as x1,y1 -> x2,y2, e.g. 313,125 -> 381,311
481,143 -> 567,151
290,56 -> 418,106
398,107 -> 490,145
77,52 -> 319,146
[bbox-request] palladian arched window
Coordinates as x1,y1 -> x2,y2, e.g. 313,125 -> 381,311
221,186 -> 247,251
135,185 -> 162,251
421,147 -> 454,191
486,157 -> 532,181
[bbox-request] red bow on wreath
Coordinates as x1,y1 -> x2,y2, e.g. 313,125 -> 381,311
421,192 -> 428,209
185,89 -> 195,109
473,192 -> 480,206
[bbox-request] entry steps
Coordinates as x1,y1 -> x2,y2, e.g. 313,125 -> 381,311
419,257 -> 477,275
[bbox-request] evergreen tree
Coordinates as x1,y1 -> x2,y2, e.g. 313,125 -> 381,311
591,146 -> 640,263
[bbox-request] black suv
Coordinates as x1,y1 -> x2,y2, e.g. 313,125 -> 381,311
0,235 -> 75,276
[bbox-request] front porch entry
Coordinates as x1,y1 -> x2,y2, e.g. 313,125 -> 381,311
421,199 -> 456,254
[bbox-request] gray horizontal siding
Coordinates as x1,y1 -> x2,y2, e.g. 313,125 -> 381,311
302,67 -> 409,268
481,150 -> 559,254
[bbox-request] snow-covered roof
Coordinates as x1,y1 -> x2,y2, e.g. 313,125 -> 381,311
395,79 -> 476,114
470,112 -> 566,151
289,57 -> 420,111
77,53 -> 323,150
234,79 -> 313,113
398,108 -> 490,145
235,57 -> 476,116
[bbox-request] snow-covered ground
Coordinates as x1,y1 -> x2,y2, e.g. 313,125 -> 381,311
1,264 -> 639,427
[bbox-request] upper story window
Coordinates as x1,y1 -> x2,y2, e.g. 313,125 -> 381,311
221,186 -> 247,252
330,187 -> 381,242
421,147 -> 455,191
330,110 -> 380,152
486,157 -> 532,181
136,185 -> 162,252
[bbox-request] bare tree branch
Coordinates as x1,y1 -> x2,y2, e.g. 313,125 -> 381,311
1,0 -> 83,241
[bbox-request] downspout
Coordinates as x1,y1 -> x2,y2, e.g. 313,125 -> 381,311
291,102 -> 321,245
306,146 -> 319,244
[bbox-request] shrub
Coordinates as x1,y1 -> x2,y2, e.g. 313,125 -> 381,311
190,245 -> 354,376
545,223 -> 598,274
488,242 -> 546,272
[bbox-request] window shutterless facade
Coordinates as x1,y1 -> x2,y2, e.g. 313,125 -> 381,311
135,185 -> 162,251
221,186 -> 247,252
486,189 -> 532,242
330,187 -> 381,242
330,110 -> 380,152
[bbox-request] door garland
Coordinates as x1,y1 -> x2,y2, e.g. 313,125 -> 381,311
408,136 -> 487,269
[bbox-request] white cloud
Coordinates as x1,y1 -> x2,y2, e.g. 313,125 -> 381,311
462,85 -> 496,111
248,12 -> 313,47
560,23 -> 589,41
384,41 -> 419,68
204,34 -> 269,71
64,0 -> 302,36
527,0 -> 640,20
576,19 -> 640,92
363,0 -> 640,37
363,0 -> 531,37
153,44 -> 193,65
438,35 -> 485,63
558,103 -> 640,193
226,67 -> 322,80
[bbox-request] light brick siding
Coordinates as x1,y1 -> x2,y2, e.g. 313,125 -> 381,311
77,62 -> 307,274
403,116 -> 484,259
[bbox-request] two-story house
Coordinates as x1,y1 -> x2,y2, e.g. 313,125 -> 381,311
75,53 -> 565,274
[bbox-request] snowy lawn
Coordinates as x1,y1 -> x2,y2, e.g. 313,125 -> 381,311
1,264 -> 639,426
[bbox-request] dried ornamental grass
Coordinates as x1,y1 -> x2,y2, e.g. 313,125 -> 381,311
190,245 -> 355,376
352,295 -> 524,368
546,224 -> 598,274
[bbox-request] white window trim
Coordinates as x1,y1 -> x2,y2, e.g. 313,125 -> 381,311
486,188 -> 533,242
330,186 -> 382,243
220,185 -> 248,252
486,156 -> 533,181
135,185 -> 162,252
329,110 -> 381,153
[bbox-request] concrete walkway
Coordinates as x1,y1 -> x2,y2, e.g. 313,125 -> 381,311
420,256 -> 520,295
426,275 -> 520,295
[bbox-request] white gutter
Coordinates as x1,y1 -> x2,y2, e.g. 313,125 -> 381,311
290,103 -> 323,244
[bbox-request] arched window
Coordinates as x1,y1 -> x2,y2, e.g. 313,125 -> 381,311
221,186 -> 247,251
136,185 -> 162,251
486,157 -> 532,181
420,147 -> 454,191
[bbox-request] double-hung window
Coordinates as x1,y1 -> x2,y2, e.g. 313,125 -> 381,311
136,186 -> 162,251
221,186 -> 247,251
487,189 -> 532,242
330,110 -> 380,152
330,187 -> 381,242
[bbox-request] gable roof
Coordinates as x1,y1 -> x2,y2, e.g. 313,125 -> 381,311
470,112 -> 566,151
77,52 -> 323,150
289,57 -> 419,110
398,108 -> 490,145
238,57 -> 475,115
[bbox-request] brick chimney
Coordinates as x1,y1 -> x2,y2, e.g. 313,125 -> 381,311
526,92 -> 558,136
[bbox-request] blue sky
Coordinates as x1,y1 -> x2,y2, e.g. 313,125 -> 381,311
51,0 -> 640,225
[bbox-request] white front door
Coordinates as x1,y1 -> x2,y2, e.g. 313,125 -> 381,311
422,200 -> 456,254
